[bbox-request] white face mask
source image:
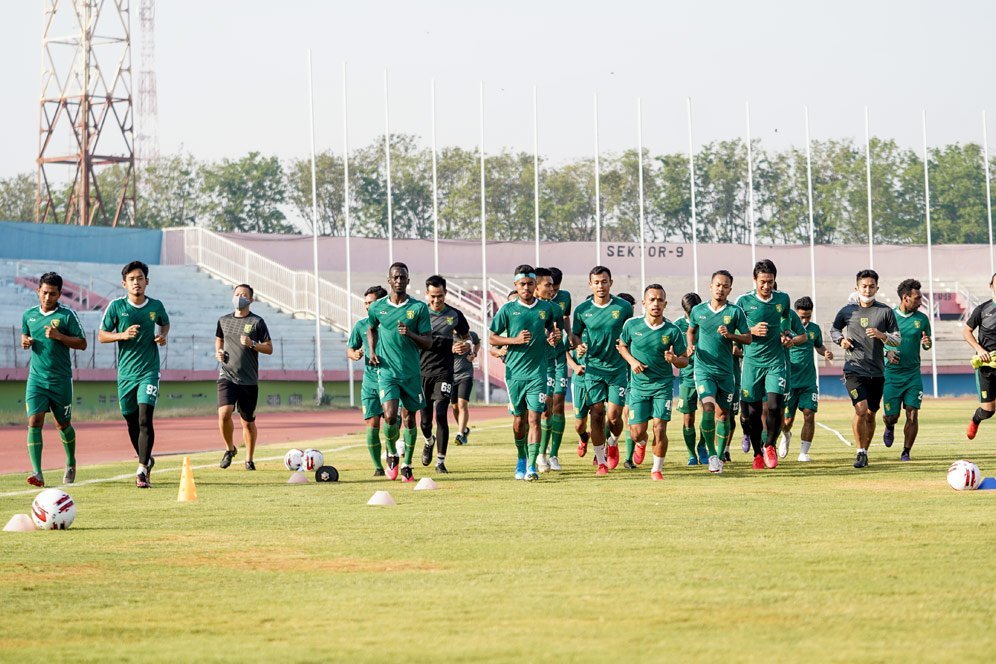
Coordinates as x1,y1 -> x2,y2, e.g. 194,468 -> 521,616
858,294 -> 876,305
233,295 -> 250,310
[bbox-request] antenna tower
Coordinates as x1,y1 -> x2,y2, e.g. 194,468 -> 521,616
136,0 -> 158,164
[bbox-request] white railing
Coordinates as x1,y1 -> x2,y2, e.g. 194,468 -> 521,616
161,228 -> 364,333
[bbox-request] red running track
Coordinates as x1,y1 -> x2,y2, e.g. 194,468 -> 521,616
0,407 -> 508,474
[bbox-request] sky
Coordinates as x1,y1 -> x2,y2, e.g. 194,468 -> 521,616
4,0 -> 996,180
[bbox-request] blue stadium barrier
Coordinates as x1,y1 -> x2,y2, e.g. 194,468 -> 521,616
0,220 -> 161,265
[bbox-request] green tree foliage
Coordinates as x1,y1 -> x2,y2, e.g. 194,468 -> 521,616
137,154 -> 201,228
0,172 -> 36,221
200,152 -> 296,234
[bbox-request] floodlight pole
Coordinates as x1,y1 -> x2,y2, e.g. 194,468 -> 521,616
431,79 -> 440,274
922,110 -> 938,399
594,92 -> 602,266
983,110 -> 994,276
343,62 -> 354,404
804,106 -> 817,311
745,100 -> 756,267
533,85 -> 541,266
307,52 -> 324,402
865,107 -> 874,269
637,98 -> 647,292
687,97 -> 699,292
384,69 -> 394,266
480,81 -> 490,405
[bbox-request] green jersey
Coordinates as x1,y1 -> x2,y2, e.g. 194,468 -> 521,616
348,317 -> 377,382
572,296 -> 633,379
789,321 -> 824,389
101,296 -> 170,381
736,290 -> 802,369
674,316 -> 696,386
551,289 -> 572,357
619,316 -> 686,393
688,301 -> 749,378
22,304 -> 86,384
885,307 -> 932,375
489,297 -> 557,382
366,296 -> 432,382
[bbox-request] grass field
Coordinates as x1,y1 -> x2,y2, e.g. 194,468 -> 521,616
1,399 -> 994,662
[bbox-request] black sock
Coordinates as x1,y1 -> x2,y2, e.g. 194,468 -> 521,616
764,393 -> 784,448
747,402 -> 763,455
137,403 -> 155,467
972,408 -> 994,425
419,405 -> 434,440
434,400 -> 450,458
124,410 -> 141,456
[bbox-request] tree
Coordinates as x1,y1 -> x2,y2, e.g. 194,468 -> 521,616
137,153 -> 201,228
0,172 -> 36,222
285,151 -> 346,235
200,153 -> 296,234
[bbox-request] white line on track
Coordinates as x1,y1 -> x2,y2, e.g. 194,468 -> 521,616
817,421 -> 853,447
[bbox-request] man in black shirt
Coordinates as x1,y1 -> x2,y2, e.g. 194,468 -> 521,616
963,273 -> 996,439
419,275 -> 471,473
451,329 -> 480,446
216,284 -> 273,470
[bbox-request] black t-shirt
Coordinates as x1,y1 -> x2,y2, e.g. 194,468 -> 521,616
453,330 -> 480,381
420,305 -> 470,379
216,312 -> 271,385
966,300 -> 996,352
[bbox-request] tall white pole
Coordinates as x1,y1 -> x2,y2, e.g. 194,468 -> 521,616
480,81 -> 490,405
984,110 -> 994,276
637,98 -> 646,291
594,92 -> 602,266
686,97 -> 699,292
533,85 -> 541,266
342,62 -> 353,405
865,106 -> 874,268
745,100 -> 756,266
804,106 -> 817,308
922,110 -> 938,399
431,79 -> 440,274
384,69 -> 394,266
307,52 -> 325,402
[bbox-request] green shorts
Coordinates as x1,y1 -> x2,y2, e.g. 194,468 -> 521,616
693,372 -> 735,411
784,385 -> 819,419
883,372 -> 924,415
361,373 -> 384,420
118,373 -> 160,415
378,372 -> 424,413
572,375 -> 591,419
25,379 -> 74,424
740,362 -> 788,402
585,371 -> 628,408
628,387 -> 673,424
675,381 -> 698,414
550,358 -> 568,395
507,376 -> 548,416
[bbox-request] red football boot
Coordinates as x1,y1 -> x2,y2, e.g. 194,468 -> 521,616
633,443 -> 646,465
752,454 -> 765,470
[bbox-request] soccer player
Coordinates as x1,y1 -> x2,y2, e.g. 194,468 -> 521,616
568,345 -> 591,451
571,267 -> 633,474
451,329 -> 480,446
99,260 -> 170,488
964,273 -> 996,440
489,265 -> 559,481
830,269 -> 900,468
674,292 -> 709,466
536,267 -> 572,472
779,296 -> 833,462
618,285 -> 688,481
686,270 -> 751,473
367,262 -> 433,483
881,280 -> 932,460
419,275 -> 471,474
736,260 -> 806,469
348,286 -> 389,476
216,284 -> 272,471
20,272 -> 87,487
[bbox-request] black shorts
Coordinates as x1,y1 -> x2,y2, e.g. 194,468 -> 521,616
450,377 -> 474,404
218,379 -> 259,422
422,375 -> 454,404
976,366 -> 996,403
843,373 -> 884,412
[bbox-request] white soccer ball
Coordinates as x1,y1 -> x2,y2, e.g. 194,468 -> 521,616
947,460 -> 982,491
31,489 -> 77,530
283,448 -> 304,471
302,449 -> 325,472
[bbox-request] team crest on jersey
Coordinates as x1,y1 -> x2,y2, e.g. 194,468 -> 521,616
914,320 -> 921,329
661,335 -> 670,345
860,317 -> 869,327
150,312 -> 156,321
559,302 -> 566,311
742,388 -> 749,397
51,319 -> 60,328
612,310 -> 620,319
446,316 -> 454,325
539,311 -> 546,320
723,316 -> 732,324
850,388 -> 859,399
243,324 -> 252,333
776,303 -> 783,312
809,331 -> 814,340
406,310 -> 415,320
697,385 -> 705,394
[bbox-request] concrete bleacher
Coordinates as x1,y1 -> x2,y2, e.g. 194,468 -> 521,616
0,260 -> 348,373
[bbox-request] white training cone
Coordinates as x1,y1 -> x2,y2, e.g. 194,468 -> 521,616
287,471 -> 308,485
414,477 -> 439,491
4,514 -> 37,532
367,490 -> 396,506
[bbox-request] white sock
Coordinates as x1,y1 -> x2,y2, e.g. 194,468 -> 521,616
396,440 -> 405,456
607,433 -> 617,447
652,455 -> 663,472
800,440 -> 812,454
136,464 -> 147,475
858,448 -> 867,455
437,454 -> 445,462
594,444 -> 606,464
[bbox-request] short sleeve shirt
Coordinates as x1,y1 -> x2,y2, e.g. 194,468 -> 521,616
688,301 -> 749,379
22,304 -> 86,384
349,318 -> 377,382
101,297 -> 170,381
367,297 -> 432,382
489,298 -> 557,382
420,305 -> 471,379
736,290 -> 801,369
886,307 -> 931,375
788,322 -> 823,389
215,312 -> 271,385
966,301 -> 996,352
453,330 -> 480,382
619,316 -> 686,393
572,296 -> 633,379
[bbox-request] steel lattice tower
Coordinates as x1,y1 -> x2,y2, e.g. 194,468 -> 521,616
136,0 -> 158,165
37,0 -> 135,226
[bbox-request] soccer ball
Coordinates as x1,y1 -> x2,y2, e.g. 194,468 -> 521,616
31,489 -> 77,530
302,449 -> 325,472
946,460 -> 982,491
283,448 -> 304,471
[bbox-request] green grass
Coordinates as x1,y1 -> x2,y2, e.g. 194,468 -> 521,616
0,399 -> 994,662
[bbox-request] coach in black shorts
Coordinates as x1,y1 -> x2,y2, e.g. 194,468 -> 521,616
963,273 -> 996,440
451,330 -> 479,444
830,269 -> 899,468
215,284 -> 272,470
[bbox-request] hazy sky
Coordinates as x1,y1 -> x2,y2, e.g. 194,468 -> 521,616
4,0 -> 995,179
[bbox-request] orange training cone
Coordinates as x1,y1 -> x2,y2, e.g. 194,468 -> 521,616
177,456 -> 198,502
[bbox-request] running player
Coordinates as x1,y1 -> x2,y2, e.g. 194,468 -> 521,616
348,286 -> 389,476
779,296 -> 833,462
881,279 -> 932,460
419,275 -> 470,473
618,284 -> 688,481
537,267 -> 571,472
488,265 -> 559,480
20,272 -> 87,487
964,273 -> 996,440
571,267 -> 633,474
451,329 -> 480,446
367,262 -> 433,483
829,269 -> 900,468
216,284 -> 272,471
99,261 -> 170,488
686,270 -> 751,473
674,292 -> 709,466
736,260 -> 806,469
